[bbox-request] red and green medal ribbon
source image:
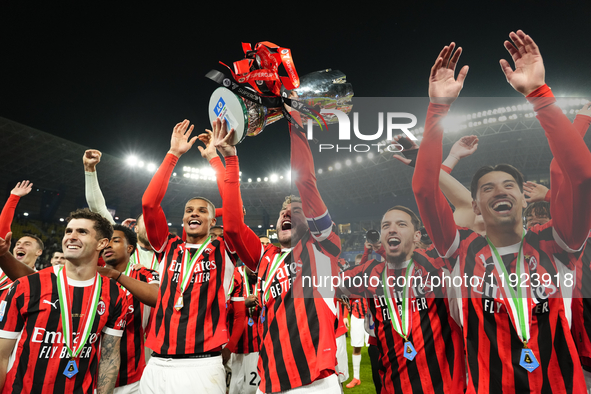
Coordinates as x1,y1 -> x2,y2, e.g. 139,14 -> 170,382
382,260 -> 417,361
56,266 -> 102,378
175,237 -> 211,311
486,231 -> 539,372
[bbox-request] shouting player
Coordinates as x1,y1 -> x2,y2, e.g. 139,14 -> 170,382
218,110 -> 342,393
413,32 -> 591,392
138,120 -> 253,394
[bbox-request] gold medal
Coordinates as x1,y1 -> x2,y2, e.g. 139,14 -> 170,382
174,295 -> 184,311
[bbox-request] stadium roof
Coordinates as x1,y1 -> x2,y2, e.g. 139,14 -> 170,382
1,99 -> 590,229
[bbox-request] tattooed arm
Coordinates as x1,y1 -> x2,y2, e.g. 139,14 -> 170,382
97,333 -> 121,394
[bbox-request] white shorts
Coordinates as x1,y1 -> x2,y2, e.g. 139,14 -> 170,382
229,352 -> 260,394
335,334 -> 349,383
584,368 -> 591,393
139,355 -> 226,394
350,316 -> 369,347
114,381 -> 140,394
256,374 -> 340,394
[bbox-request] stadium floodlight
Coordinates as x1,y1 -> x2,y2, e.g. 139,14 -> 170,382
328,166 -> 333,171
318,169 -> 323,174
270,174 -> 278,182
126,155 -> 139,167
173,172 -> 177,177
59,218 -> 64,222
248,178 -> 252,183
147,163 -> 156,172
23,212 -> 29,216
184,173 -> 190,178
356,156 -> 362,163
264,177 -> 269,182
168,223 -> 172,226
335,162 -> 342,170
345,159 -> 352,166
368,153 -> 374,159
258,225 -> 262,228
257,178 -> 261,182
137,161 -> 145,168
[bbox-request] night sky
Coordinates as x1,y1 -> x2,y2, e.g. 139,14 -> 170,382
2,2 -> 591,174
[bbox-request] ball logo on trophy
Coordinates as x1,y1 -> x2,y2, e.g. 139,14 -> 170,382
206,41 -> 354,145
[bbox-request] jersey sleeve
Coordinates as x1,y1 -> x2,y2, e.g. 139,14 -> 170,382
528,85 -> 591,252
0,194 -> 20,239
137,267 -> 160,286
223,156 -> 264,271
102,286 -> 128,337
84,171 -> 115,225
229,269 -> 244,302
290,121 -> 333,242
412,103 -> 460,262
141,153 -> 177,253
0,280 -> 25,338
340,261 -> 376,297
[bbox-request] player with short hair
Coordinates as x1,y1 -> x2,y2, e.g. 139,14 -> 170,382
0,208 -> 127,394
50,249 -> 67,266
340,206 -> 466,393
413,33 -> 591,393
98,224 -> 160,394
138,120 -> 251,394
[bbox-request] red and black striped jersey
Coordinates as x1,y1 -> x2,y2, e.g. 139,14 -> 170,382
571,238 -> 591,368
0,268 -> 13,293
255,230 -> 341,393
341,248 -> 465,394
335,300 -> 348,338
350,297 -> 368,319
0,265 -> 127,394
437,223 -> 585,394
232,266 -> 261,354
116,266 -> 159,387
226,267 -> 244,353
145,234 -> 235,355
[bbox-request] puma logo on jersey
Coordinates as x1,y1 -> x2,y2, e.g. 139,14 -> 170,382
479,254 -> 494,268
43,299 -> 60,310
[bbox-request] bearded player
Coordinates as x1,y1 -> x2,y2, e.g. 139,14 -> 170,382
217,109 -> 342,393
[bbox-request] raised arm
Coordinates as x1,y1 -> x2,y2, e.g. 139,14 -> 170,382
0,181 -> 32,238
213,119 -> 262,271
84,149 -> 115,225
142,120 -> 198,252
501,30 -> 591,249
526,104 -> 591,203
395,134 -> 477,229
96,333 -> 121,394
412,43 -> 468,258
289,114 -> 333,240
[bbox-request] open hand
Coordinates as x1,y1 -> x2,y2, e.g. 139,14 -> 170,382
11,181 -> 33,197
499,30 -> 545,96
429,42 -> 469,105
168,120 -> 198,158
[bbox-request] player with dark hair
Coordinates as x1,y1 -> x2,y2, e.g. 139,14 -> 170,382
97,224 -> 159,394
340,206 -> 465,393
0,208 -> 127,393
412,32 -> 591,392
138,120 -> 251,394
